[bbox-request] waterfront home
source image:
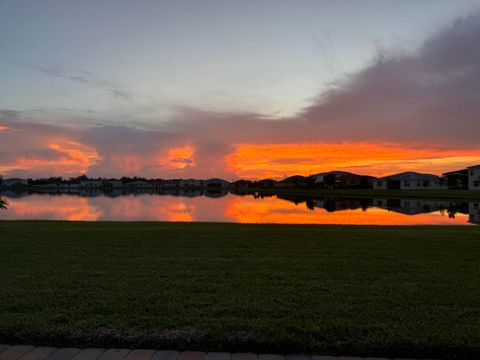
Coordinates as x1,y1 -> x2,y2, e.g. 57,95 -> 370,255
103,179 -> 123,189
1,178 -> 28,187
373,172 -> 446,190
313,171 -> 352,187
124,180 -> 152,189
467,165 -> 480,190
79,180 -> 102,189
163,179 -> 179,188
442,164 -> 480,190
443,168 -> 469,189
256,179 -> 277,188
179,179 -> 205,188
206,178 -> 230,188
275,175 -> 308,188
232,179 -> 252,188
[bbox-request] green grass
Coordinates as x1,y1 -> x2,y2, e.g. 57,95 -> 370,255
244,187 -> 480,201
1,221 -> 480,359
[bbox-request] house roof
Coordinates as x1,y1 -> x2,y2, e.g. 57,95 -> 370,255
378,172 -> 439,181
467,164 -> 480,169
206,178 -> 229,183
280,175 -> 308,183
443,169 -> 469,176
312,171 -> 353,177
258,178 -> 277,183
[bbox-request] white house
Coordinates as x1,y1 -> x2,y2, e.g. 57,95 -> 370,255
373,172 -> 446,190
1,178 -> 28,187
467,165 -> 480,191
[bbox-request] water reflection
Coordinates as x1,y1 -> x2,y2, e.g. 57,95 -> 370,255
0,189 -> 478,225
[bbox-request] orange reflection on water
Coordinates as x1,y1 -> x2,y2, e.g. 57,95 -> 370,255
224,195 -> 470,225
0,193 -> 472,225
2,195 -> 102,221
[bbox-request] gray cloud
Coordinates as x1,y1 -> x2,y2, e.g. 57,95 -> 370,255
2,12 -> 480,178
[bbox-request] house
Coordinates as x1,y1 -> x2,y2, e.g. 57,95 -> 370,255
103,179 -> 123,189
275,175 -> 308,188
232,179 -> 252,188
1,178 -> 28,187
79,180 -> 102,189
256,179 -> 277,188
124,180 -> 152,189
467,165 -> 480,191
373,172 -> 446,190
178,179 -> 204,188
163,180 -> 179,188
442,169 -> 469,189
442,164 -> 480,191
337,174 -> 376,189
206,178 -> 230,188
313,171 -> 353,187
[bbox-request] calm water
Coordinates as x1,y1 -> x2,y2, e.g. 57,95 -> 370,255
1,189 -> 479,225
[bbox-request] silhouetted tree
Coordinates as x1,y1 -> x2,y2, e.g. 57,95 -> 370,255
0,196 -> 7,210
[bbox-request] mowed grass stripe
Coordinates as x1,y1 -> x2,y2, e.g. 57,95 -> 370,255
0,221 -> 480,359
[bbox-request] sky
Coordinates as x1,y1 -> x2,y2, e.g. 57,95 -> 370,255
1,0 -> 480,180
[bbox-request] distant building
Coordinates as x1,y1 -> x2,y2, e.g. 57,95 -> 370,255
1,178 -> 28,187
443,169 -> 469,189
79,180 -> 102,189
232,179 -> 252,188
313,171 -> 352,187
256,179 -> 277,188
275,175 -> 308,188
373,172 -> 446,190
124,180 -> 152,189
442,164 -> 480,191
178,179 -> 204,188
103,179 -> 123,189
467,165 -> 480,191
206,178 -> 230,188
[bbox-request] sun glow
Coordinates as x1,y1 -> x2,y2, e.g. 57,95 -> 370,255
225,142 -> 480,178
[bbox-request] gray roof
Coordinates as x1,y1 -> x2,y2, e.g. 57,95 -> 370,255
313,171 -> 353,177
378,172 -> 439,181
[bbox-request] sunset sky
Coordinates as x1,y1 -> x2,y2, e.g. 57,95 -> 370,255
1,0 -> 480,180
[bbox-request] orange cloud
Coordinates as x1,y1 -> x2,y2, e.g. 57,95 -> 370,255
0,139 -> 100,176
0,125 -> 9,133
225,142 -> 480,178
164,145 -> 195,170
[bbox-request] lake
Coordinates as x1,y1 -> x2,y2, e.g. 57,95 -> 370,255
1,189 -> 479,225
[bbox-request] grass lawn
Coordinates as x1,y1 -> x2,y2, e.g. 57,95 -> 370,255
1,221 -> 480,359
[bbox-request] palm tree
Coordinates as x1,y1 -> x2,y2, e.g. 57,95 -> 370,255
0,196 -> 7,210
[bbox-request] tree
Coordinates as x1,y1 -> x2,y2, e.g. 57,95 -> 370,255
0,196 -> 7,210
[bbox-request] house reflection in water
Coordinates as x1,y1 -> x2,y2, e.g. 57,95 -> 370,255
469,202 -> 480,224
0,189 -> 479,225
